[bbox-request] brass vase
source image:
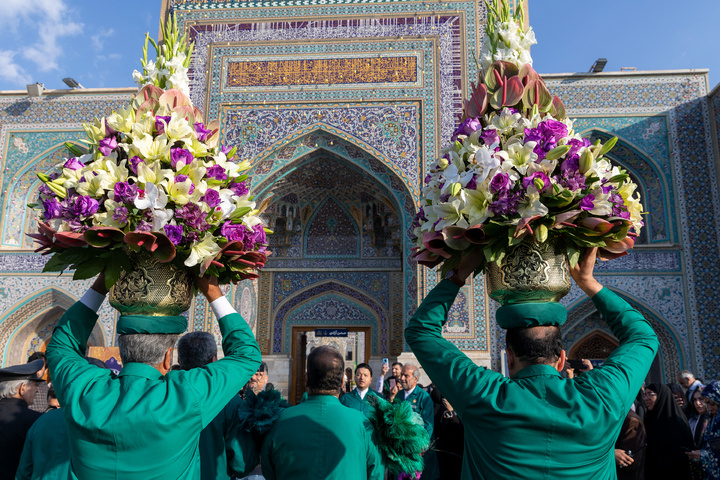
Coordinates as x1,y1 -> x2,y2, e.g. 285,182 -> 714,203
109,251 -> 193,316
485,238 -> 571,305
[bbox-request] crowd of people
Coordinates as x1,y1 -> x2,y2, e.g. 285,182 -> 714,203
0,247 -> 718,479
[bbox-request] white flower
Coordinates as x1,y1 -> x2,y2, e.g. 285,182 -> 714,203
505,141 -> 539,175
462,185 -> 493,226
517,185 -> 548,218
473,146 -> 501,183
426,199 -> 469,231
185,233 -> 221,267
132,133 -> 170,161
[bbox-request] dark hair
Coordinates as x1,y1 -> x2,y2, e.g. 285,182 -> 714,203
307,346 -> 344,394
392,361 -> 403,368
355,363 -> 373,377
506,326 -> 563,365
258,362 -> 268,373
47,387 -> 56,401
28,352 -> 47,365
177,332 -> 217,370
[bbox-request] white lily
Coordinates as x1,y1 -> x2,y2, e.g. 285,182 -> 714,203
506,141 -> 538,175
165,113 -> 194,142
106,105 -> 135,134
429,199 -> 469,231
76,170 -> 110,198
185,233 -> 222,267
462,185 -> 493,226
132,133 -> 170,161
473,146 -> 501,183
517,185 -> 548,219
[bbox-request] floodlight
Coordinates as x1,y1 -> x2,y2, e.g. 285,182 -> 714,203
589,58 -> 608,73
62,77 -> 84,89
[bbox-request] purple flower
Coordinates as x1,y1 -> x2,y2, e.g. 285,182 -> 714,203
175,174 -> 189,183
230,181 -> 249,197
42,198 -> 63,220
98,136 -> 118,156
424,174 -> 433,185
579,194 -> 595,211
221,221 -> 248,243
176,203 -> 209,231
206,165 -> 227,181
480,129 -> 500,146
194,122 -> 212,142
567,138 -> 592,158
522,172 -> 552,193
63,157 -> 85,170
155,115 -> 171,135
39,184 -> 53,196
136,221 -> 152,232
128,156 -> 145,175
466,174 -> 478,191
489,191 -> 522,216
539,119 -> 568,143
439,193 -> 451,203
252,223 -> 267,252
112,206 -> 129,224
164,224 -> 184,245
201,189 -> 221,208
524,127 -> 542,144
602,184 -> 614,194
113,182 -> 138,204
171,148 -> 194,169
554,169 -> 586,192
70,195 -> 99,217
221,145 -> 233,155
451,117 -> 482,141
561,155 -> 580,172
490,172 -> 512,194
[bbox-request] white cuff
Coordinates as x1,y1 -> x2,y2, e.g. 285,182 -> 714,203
210,296 -> 236,319
80,288 -> 106,312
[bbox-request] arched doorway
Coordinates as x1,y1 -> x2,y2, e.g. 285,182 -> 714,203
248,131 -> 415,399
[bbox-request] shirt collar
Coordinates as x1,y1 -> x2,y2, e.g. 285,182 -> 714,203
357,388 -> 369,399
307,394 -> 341,404
118,362 -> 164,381
512,364 -> 563,380
404,386 -> 416,398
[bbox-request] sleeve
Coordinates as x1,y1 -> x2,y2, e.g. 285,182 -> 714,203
259,426 -> 277,480
421,393 -> 434,438
224,396 -> 259,477
580,288 -> 659,415
183,309 -> 262,427
404,280 -> 505,416
14,422 -> 36,480
375,376 -> 384,394
46,300 -> 110,406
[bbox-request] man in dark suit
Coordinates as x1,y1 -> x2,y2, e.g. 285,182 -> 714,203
0,359 -> 45,480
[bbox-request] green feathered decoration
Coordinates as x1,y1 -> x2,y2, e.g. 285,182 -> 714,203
237,388 -> 291,436
366,395 -> 430,476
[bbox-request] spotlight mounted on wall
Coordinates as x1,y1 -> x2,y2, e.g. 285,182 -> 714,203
26,83 -> 44,97
62,77 -> 84,89
589,58 -> 608,73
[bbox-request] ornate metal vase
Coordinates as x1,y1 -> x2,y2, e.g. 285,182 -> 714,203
109,251 -> 193,316
485,238 -> 571,305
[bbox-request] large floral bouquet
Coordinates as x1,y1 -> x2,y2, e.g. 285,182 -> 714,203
29,18 -> 269,288
412,0 -> 643,275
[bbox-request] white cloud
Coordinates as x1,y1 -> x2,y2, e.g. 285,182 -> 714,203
0,0 -> 84,73
0,50 -> 31,86
91,28 -> 115,52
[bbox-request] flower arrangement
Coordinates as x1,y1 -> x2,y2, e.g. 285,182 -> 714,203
29,17 -> 269,288
411,0 -> 643,275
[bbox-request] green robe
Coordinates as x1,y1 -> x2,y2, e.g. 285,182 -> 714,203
405,280 -> 659,480
394,387 -> 439,480
15,408 -> 69,480
200,394 -> 258,480
260,394 -> 383,480
46,300 -> 261,480
340,388 -> 383,417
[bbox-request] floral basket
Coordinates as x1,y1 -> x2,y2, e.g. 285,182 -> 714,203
411,0 -> 643,278
28,17 -> 270,290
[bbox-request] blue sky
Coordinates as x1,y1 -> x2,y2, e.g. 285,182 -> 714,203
1,0 -> 718,92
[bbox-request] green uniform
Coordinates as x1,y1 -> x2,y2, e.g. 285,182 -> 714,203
15,408 -> 69,480
394,387 -> 439,480
405,280 -> 659,480
261,395 -> 383,480
340,388 -> 383,417
200,395 -> 258,480
46,299 -> 261,480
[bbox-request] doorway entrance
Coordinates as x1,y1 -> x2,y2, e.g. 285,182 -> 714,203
290,326 -> 372,404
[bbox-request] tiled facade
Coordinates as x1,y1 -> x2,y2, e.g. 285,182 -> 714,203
0,0 -> 718,386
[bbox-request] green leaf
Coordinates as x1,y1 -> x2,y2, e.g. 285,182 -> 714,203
65,142 -> 87,157
229,206 -> 252,221
566,244 -> 581,268
599,136 -> 618,156
608,174 -> 629,183
73,258 -> 108,281
43,254 -> 74,273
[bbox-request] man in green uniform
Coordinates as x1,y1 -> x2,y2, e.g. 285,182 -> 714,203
177,331 -> 258,480
261,346 -> 383,480
393,364 -> 439,480
341,363 -> 383,416
405,247 -> 659,479
46,273 -> 261,480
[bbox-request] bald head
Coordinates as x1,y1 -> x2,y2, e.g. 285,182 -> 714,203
306,346 -> 344,395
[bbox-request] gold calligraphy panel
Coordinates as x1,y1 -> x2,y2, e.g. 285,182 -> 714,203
226,56 -> 418,88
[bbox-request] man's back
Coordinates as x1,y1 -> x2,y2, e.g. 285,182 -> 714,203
261,395 -> 383,480
0,397 -> 42,480
15,408 -> 70,480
